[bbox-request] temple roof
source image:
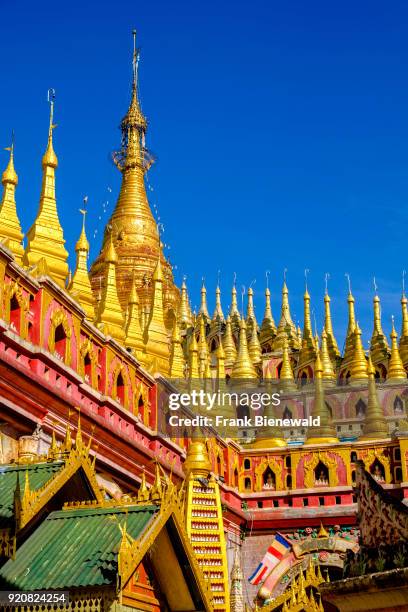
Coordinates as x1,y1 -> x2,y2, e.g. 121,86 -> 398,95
0,461 -> 64,529
0,504 -> 158,589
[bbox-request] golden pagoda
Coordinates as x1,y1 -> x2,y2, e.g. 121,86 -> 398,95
0,141 -> 24,263
68,210 -> 96,320
89,32 -> 179,325
24,92 -> 69,287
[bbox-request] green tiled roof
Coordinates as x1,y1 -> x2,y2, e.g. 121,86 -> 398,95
0,462 -> 64,529
0,505 -> 158,590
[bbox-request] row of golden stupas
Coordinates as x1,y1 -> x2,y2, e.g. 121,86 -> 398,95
1,35 -> 408,383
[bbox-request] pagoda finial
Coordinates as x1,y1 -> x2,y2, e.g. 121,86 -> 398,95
360,355 -> 389,439
68,205 -> 96,320
229,277 -> 240,323
306,350 -> 338,444
261,276 -> 276,340
223,315 -> 237,367
212,275 -> 225,323
343,275 -> 357,363
169,320 -> 186,378
298,276 -> 316,366
95,235 -> 125,341
350,323 -> 368,383
323,275 -> 340,360
321,329 -> 336,384
279,337 -> 296,390
180,276 -> 192,327
370,286 -> 389,363
387,316 -> 407,381
231,317 -> 257,380
248,319 -> 262,365
144,252 -> 170,371
0,136 -> 24,263
400,276 -> 408,365
246,284 -> 257,334
24,89 -> 69,287
125,271 -> 144,355
199,279 -> 210,321
274,276 -> 299,350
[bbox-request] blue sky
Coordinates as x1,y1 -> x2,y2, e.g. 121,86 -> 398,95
1,0 -> 408,347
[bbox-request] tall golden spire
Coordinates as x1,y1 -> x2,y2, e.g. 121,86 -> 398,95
95,235 -> 125,341
169,321 -> 186,378
274,279 -> 299,349
89,32 -> 178,315
229,281 -> 240,324
223,315 -> 237,367
298,282 -> 317,366
323,275 -> 340,359
349,324 -> 368,383
279,337 -> 296,390
399,279 -> 408,365
360,356 -> 389,440
212,284 -> 225,324
260,286 -> 276,341
68,209 -> 96,320
144,253 -> 170,370
180,277 -> 192,328
198,314 -> 209,377
248,321 -> 262,365
199,281 -> 210,321
387,318 -> 407,381
370,289 -> 389,363
246,286 -> 257,335
0,140 -> 24,263
124,271 -> 144,355
24,91 -> 69,287
306,351 -> 338,444
188,332 -> 200,380
216,338 -> 226,381
230,318 -> 257,380
343,278 -> 356,362
320,329 -> 336,385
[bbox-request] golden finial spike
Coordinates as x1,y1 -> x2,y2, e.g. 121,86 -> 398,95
231,317 -> 257,380
180,276 -> 192,327
212,281 -> 225,323
298,282 -> 317,367
400,281 -> 408,365
387,317 -> 407,381
323,282 -> 340,359
188,332 -> 200,380
170,320 -> 186,378
23,90 -> 69,287
0,137 -> 24,263
125,270 -> 144,355
306,350 -> 338,444
350,324 -> 369,383
321,329 -> 336,384
49,429 -> 59,459
370,290 -> 389,363
68,206 -> 96,320
248,319 -> 262,365
75,410 -> 83,451
223,315 -> 237,367
280,337 -> 296,389
230,279 -> 240,322
199,281 -> 210,321
343,275 -> 357,363
274,279 -> 299,350
144,253 -> 170,372
246,286 -> 257,335
261,281 -> 276,340
360,355 -> 389,439
95,235 -> 125,340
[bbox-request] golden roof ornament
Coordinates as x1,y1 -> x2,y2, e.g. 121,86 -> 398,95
95,234 -> 125,341
124,271 -> 145,356
216,337 -> 226,382
230,317 -> 257,380
360,355 -> 389,439
274,274 -> 299,349
306,350 -> 338,444
199,281 -> 210,321
144,253 -> 170,371
279,337 -> 296,390
323,273 -> 340,359
68,207 -> 96,320
260,276 -> 277,341
387,317 -> 407,381
248,320 -> 262,365
212,282 -> 225,324
183,440 -> 212,476
320,329 -> 336,385
343,274 -> 357,363
299,272 -> 317,365
188,332 -> 200,380
24,89 -> 69,287
223,315 -> 237,367
180,277 -> 192,327
399,273 -> 408,365
349,323 -> 368,383
0,138 -> 24,263
169,321 -> 186,378
230,279 -> 240,324
246,286 -> 257,335
370,282 -> 389,363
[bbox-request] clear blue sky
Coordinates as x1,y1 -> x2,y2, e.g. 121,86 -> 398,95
1,0 -> 408,348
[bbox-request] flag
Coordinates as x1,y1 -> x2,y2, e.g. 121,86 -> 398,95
248,533 -> 292,585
